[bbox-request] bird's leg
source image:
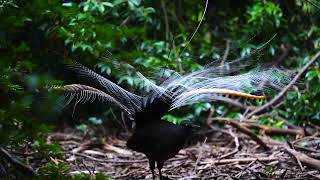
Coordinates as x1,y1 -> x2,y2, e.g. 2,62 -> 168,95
157,160 -> 164,180
148,159 -> 156,180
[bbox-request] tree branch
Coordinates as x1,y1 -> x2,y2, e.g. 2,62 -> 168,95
211,117 -> 270,150
0,147 -> 37,176
285,146 -> 320,170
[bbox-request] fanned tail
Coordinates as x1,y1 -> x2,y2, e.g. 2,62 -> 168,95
51,84 -> 133,116
65,61 -> 143,114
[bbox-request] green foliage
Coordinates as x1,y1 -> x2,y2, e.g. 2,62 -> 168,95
39,162 -> 71,176
35,173 -> 111,180
162,102 -> 211,124
259,116 -> 284,128
247,0 -> 283,29
280,65 -> 320,124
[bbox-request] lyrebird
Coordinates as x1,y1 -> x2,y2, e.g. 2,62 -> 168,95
54,60 -> 291,179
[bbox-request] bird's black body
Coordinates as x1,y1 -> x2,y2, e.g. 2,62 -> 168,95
127,119 -> 191,179
127,95 -> 193,179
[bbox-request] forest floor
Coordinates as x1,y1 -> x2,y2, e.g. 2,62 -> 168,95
44,123 -> 320,180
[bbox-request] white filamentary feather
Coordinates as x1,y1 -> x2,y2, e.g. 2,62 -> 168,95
52,84 -> 132,116
142,65 -> 292,110
67,62 -> 143,113
56,60 -> 292,117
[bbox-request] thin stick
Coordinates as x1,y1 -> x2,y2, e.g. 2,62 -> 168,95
220,39 -> 231,74
73,152 -> 148,163
211,117 -> 270,150
217,129 -> 239,159
194,137 -> 207,171
240,122 -> 306,136
160,0 -> 170,41
285,146 -> 320,170
0,147 -> 37,176
200,157 -> 279,165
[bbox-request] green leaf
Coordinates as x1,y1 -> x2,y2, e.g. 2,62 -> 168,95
88,117 -> 103,125
102,2 -> 114,7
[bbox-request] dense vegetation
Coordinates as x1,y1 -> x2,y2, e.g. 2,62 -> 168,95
0,0 -> 319,178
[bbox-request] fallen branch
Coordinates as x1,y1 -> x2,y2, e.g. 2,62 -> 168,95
240,123 -> 306,136
201,157 -> 279,165
211,117 -> 270,150
307,171 -> 320,180
0,147 -> 37,176
73,152 -> 148,163
285,146 -> 320,170
246,51 -> 320,119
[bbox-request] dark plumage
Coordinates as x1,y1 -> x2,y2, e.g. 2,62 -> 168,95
127,97 -> 196,179
53,61 -> 291,179
127,120 -> 192,179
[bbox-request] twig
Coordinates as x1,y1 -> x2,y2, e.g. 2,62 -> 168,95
285,146 -> 320,170
235,159 -> 257,178
104,143 -> 133,156
206,106 -> 215,125
289,142 -> 305,171
73,152 -> 148,163
217,129 -> 239,159
160,0 -> 170,41
0,157 -> 7,174
80,159 -> 93,175
214,96 -> 248,109
120,17 -> 129,26
240,122 -> 306,136
211,117 -> 270,150
307,171 -> 320,180
220,39 -> 231,74
246,51 -> 320,119
194,137 -> 207,172
113,168 -> 141,179
201,157 -> 279,165
0,147 -> 37,176
294,145 -> 319,153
